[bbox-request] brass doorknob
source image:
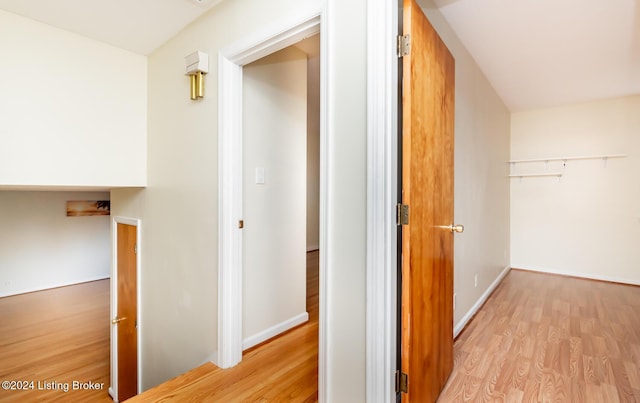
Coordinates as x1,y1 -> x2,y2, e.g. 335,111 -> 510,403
450,224 -> 464,233
111,317 -> 127,324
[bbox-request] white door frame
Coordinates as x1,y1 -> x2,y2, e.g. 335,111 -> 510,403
366,1 -> 398,401
216,2 -> 324,372
109,216 -> 142,403
217,2 -> 397,401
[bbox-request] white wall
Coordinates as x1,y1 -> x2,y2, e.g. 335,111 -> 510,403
511,95 -> 640,283
242,46 -> 307,346
306,42 -> 321,252
108,0 -> 505,398
421,0 -> 512,330
0,10 -> 147,188
0,191 -> 110,297
111,0 -> 370,396
110,0 -> 338,392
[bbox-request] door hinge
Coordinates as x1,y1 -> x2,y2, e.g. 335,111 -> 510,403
397,204 -> 409,226
134,244 -> 137,254
398,34 -> 411,57
396,370 -> 408,394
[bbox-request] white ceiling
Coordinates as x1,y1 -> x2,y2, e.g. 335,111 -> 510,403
432,0 -> 640,111
0,0 -> 637,111
0,0 -> 222,55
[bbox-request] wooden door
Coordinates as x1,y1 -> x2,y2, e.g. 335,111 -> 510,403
401,0 -> 455,401
116,223 -> 138,401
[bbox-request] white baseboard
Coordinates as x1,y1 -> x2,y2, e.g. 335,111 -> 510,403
454,266 -> 511,338
108,386 -> 118,403
0,275 -> 110,298
513,266 -> 640,286
242,312 -> 309,351
207,351 -> 219,367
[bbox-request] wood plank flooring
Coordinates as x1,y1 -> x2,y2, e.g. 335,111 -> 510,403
5,260 -> 638,402
438,269 -> 640,402
128,250 -> 319,402
0,279 -> 112,402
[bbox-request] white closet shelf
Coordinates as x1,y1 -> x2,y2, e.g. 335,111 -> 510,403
509,154 -> 627,164
509,173 -> 563,178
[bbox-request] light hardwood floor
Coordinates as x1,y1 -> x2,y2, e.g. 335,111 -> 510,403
438,269 -> 640,402
128,250 -> 320,402
0,253 -> 319,403
0,279 -> 113,402
5,261 -> 639,402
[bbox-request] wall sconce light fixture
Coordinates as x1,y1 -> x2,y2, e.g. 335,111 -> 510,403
185,51 -> 209,100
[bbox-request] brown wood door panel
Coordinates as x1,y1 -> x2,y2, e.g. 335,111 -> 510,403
401,0 -> 455,401
117,223 -> 138,401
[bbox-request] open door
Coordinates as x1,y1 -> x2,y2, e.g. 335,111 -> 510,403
400,0 -> 457,401
114,223 -> 138,401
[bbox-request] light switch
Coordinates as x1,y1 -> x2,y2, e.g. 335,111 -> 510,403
255,167 -> 265,184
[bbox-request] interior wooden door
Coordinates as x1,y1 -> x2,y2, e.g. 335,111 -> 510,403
116,223 -> 138,401
401,0 -> 456,401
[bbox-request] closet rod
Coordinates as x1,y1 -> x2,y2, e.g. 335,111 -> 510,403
509,173 -> 563,178
509,154 -> 627,164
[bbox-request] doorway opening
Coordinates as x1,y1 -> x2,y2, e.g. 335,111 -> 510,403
216,15 -> 327,397
241,35 -> 320,352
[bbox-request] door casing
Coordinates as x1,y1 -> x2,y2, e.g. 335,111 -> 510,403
216,7 -> 326,397
110,216 -> 142,403
218,2 -> 402,402
365,0 -> 400,401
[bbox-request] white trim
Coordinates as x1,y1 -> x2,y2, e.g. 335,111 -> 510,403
366,0 -> 398,401
242,312 -> 310,350
217,9 -> 329,401
220,14 -> 321,67
217,9 -> 321,369
0,276 -> 110,298
513,266 -> 640,287
108,386 -> 117,403
110,216 -> 142,402
217,50 -> 244,370
453,266 -> 510,337
207,351 -> 218,366
317,5 -> 329,401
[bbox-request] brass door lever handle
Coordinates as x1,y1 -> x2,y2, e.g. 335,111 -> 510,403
111,317 -> 127,324
437,224 -> 465,233
449,224 -> 464,233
